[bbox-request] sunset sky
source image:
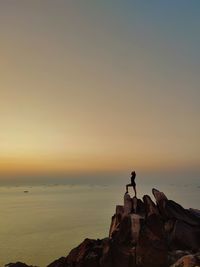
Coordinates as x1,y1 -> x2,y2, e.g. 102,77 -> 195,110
0,1 -> 200,178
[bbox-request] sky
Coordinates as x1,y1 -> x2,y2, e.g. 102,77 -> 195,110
0,1 -> 200,180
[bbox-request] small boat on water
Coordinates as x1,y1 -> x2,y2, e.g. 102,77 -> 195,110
24,190 -> 29,193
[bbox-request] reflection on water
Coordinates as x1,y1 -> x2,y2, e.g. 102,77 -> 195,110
0,182 -> 199,266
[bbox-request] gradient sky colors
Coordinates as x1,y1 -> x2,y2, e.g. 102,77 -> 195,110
0,1 -> 200,178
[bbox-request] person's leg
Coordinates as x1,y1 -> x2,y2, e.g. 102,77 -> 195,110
126,184 -> 128,193
133,186 -> 137,197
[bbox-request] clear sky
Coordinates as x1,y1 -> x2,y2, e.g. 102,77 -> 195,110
0,1 -> 200,178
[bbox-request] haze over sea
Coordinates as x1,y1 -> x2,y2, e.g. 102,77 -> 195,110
0,172 -> 199,267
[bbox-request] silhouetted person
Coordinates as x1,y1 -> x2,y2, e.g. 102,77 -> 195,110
126,171 -> 137,197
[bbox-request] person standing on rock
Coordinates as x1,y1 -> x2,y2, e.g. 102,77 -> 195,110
126,171 -> 137,197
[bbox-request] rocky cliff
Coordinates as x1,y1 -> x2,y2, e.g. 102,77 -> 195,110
6,189 -> 200,267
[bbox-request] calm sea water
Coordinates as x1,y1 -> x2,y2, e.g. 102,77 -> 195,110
0,181 -> 199,267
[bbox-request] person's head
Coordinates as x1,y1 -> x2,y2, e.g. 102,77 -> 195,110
131,171 -> 136,176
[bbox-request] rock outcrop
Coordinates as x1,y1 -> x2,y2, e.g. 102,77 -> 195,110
6,189 -> 200,267
169,252 -> 200,267
5,263 -> 38,267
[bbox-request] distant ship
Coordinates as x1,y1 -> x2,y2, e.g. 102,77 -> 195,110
24,190 -> 29,193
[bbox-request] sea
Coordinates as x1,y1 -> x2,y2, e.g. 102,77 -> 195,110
0,174 -> 199,267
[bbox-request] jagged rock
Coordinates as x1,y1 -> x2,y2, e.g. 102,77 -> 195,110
130,214 -> 143,244
99,238 -> 113,267
108,242 -> 135,267
109,205 -> 124,238
152,188 -> 168,218
170,254 -> 200,267
189,208 -> 200,219
168,250 -> 190,266
135,195 -> 167,267
136,227 -> 167,267
143,195 -> 159,217
165,200 -> 200,226
132,197 -> 145,215
153,187 -> 200,226
47,257 -> 67,267
153,188 -> 200,252
168,220 -> 200,251
66,238 -> 103,267
44,188 -> 200,267
124,193 -> 132,214
152,188 -> 168,203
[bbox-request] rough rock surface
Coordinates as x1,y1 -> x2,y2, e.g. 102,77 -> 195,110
170,252 -> 200,267
6,189 -> 200,267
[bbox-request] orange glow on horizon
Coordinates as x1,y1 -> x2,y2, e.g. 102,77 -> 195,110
0,1 -> 199,179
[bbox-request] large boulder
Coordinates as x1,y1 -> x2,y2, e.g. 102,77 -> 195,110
167,220 -> 200,251
135,195 -> 167,267
66,238 -> 103,267
152,188 -> 200,252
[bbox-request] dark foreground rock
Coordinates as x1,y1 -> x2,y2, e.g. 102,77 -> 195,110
6,189 -> 200,267
168,250 -> 200,267
5,262 -> 38,267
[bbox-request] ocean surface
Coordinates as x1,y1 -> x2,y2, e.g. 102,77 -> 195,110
0,179 -> 199,267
